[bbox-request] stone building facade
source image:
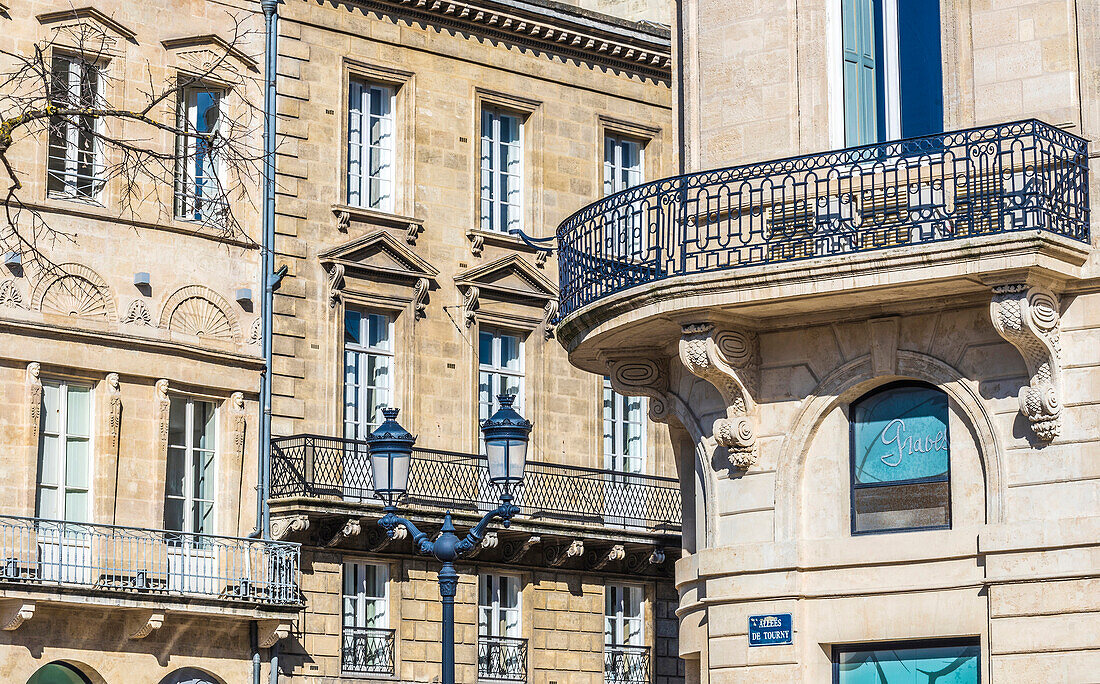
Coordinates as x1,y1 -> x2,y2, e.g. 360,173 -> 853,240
557,0 -> 1100,682
264,1 -> 683,684
0,1 -> 301,683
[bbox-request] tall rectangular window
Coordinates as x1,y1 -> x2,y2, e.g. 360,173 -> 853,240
47,55 -> 103,199
176,86 -> 226,222
479,329 -> 523,450
842,0 -> 943,146
344,309 -> 394,440
347,81 -> 395,212
164,397 -> 216,535
605,584 -> 643,646
603,135 -> 645,257
480,108 -> 523,234
834,640 -> 979,683
479,573 -> 521,638
603,377 -> 645,474
342,561 -> 394,675
36,380 -> 92,523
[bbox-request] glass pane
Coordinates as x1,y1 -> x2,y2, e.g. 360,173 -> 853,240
367,313 -> 391,349
168,397 -> 187,449
37,486 -> 59,520
63,490 -> 88,522
195,450 -> 216,501
345,309 -> 362,345
852,386 -> 949,485
479,331 -> 494,365
38,435 -> 60,487
500,335 -> 520,370
500,576 -> 518,609
837,642 -> 979,684
65,385 -> 91,436
42,383 -> 61,434
163,497 -> 184,532
194,401 -> 216,451
853,480 -> 950,532
193,501 -> 214,534
165,447 -> 186,497
64,438 -> 89,488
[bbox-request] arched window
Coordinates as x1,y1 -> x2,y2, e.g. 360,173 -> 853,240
850,383 -> 950,534
27,662 -> 92,684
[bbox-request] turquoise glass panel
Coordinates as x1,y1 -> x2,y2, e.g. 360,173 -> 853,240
852,386 -> 948,484
838,643 -> 979,683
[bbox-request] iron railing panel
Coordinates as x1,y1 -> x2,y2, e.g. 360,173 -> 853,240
342,626 -> 396,675
605,644 -> 651,684
555,119 -> 1090,319
270,435 -> 682,533
479,635 -> 528,682
0,515 -> 300,605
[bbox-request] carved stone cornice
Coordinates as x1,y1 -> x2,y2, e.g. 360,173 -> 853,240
990,284 -> 1063,441
679,324 -> 759,468
355,0 -> 672,81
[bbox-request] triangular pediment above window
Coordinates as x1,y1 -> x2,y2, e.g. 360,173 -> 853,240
37,7 -> 138,54
454,255 -> 557,304
162,34 -> 259,74
320,230 -> 439,282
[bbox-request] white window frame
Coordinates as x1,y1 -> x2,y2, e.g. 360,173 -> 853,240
344,309 -> 395,439
479,107 -> 524,234
603,377 -> 647,475
175,85 -> 228,222
605,583 -> 644,647
343,561 -> 390,630
603,135 -> 644,196
36,379 -> 93,523
478,328 -> 524,451
347,80 -> 396,212
479,573 -> 522,638
46,55 -> 104,200
164,395 -> 217,536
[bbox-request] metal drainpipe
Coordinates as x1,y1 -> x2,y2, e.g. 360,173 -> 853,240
257,1 -> 279,682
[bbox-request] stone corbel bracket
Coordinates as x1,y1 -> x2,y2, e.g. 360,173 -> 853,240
367,524 -> 408,552
258,619 -> 292,648
325,517 -> 362,548
990,284 -> 1063,441
462,286 -> 480,328
128,610 -> 165,640
587,544 -> 625,571
544,539 -> 583,567
271,515 -> 311,541
0,600 -> 34,631
503,535 -> 540,563
603,354 -> 674,424
679,324 -> 760,468
465,531 -> 499,559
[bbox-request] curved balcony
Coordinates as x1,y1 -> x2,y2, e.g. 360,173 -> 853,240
555,120 -> 1090,359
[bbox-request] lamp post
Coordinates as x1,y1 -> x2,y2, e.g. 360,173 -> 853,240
368,395 -> 532,684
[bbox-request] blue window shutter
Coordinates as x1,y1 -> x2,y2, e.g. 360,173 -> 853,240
842,0 -> 879,146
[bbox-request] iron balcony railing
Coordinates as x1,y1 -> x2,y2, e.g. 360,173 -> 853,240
555,119 -> 1090,319
605,644 -> 651,684
479,635 -> 528,682
342,625 -> 396,676
0,515 -> 301,606
270,435 -> 682,533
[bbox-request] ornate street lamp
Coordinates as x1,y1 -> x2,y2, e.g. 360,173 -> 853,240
370,395 -> 532,684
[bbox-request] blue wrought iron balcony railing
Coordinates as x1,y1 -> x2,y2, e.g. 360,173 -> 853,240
0,515 -> 301,606
605,644 -> 651,684
342,625 -> 396,675
555,119 -> 1090,320
270,435 -> 682,534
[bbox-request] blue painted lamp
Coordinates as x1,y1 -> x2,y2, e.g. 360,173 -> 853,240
366,407 -> 416,508
480,394 -> 532,500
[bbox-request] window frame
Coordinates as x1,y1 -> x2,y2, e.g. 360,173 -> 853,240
478,328 -> 525,451
343,308 -> 396,440
848,380 -> 952,536
603,134 -> 644,197
36,378 -> 94,523
46,53 -> 105,201
342,560 -> 390,630
164,394 -> 218,537
346,79 -> 397,213
478,572 -> 523,639
602,376 -> 647,475
604,583 -> 645,647
175,83 -> 228,223
832,637 -> 981,684
479,106 -> 525,235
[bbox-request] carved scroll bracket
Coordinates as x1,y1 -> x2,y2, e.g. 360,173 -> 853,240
465,531 -> 499,559
678,324 -> 760,468
603,354 -> 674,425
326,263 -> 346,309
367,524 -> 407,552
462,286 -> 480,328
258,619 -> 292,648
1,600 -> 34,631
587,544 -> 625,571
990,284 -> 1063,441
128,610 -> 165,640
325,517 -> 362,548
271,515 -> 310,541
503,535 -> 540,563
544,539 -> 583,567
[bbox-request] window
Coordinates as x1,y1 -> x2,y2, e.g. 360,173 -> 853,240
36,380 -> 92,523
347,80 -> 395,212
47,55 -> 103,199
164,397 -> 216,535
479,573 -> 525,681
176,86 -> 227,222
850,383 -> 950,534
343,561 -> 394,675
604,136 -> 643,196
834,639 -> 979,683
344,309 -> 394,439
603,377 -> 645,474
605,584 -> 643,646
480,108 -> 523,234
842,0 -> 943,146
479,329 -> 523,450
